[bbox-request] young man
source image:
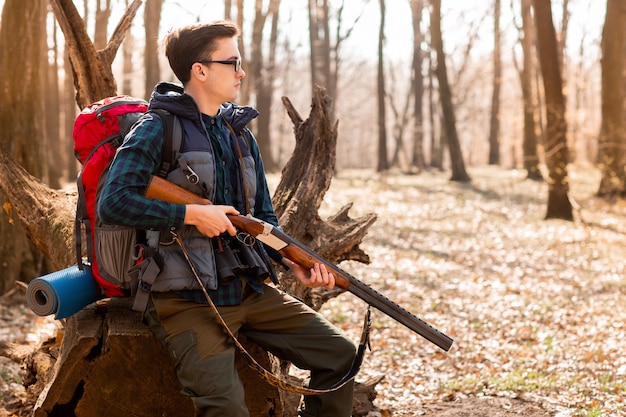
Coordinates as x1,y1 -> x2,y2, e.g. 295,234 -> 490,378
97,21 -> 356,417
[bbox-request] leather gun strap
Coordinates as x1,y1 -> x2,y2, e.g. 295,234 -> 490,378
172,231 -> 369,395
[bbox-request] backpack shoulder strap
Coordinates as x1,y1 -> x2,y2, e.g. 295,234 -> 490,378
131,108 -> 181,313
150,108 -> 183,178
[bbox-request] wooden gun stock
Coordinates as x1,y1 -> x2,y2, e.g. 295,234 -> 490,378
144,175 -> 454,351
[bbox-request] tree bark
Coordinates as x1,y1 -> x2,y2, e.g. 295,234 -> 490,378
46,20 -> 62,190
597,0 -> 626,199
143,0 -> 163,100
520,0 -> 543,180
48,0 -> 142,109
274,86 -> 377,309
488,0 -> 502,165
29,298 -> 290,417
308,0 -> 332,98
410,0 -> 426,171
93,0 -> 112,50
249,0 -> 280,172
0,0 -> 49,292
376,0 -> 389,172
430,0 -> 470,182
532,0 -> 574,220
121,19 -> 135,95
428,49 -> 443,170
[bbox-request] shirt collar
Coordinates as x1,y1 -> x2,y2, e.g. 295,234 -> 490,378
201,109 -> 223,128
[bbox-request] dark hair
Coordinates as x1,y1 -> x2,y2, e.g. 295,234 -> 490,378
164,20 -> 241,84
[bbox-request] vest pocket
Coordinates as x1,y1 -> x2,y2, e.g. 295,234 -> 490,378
152,236 -> 219,292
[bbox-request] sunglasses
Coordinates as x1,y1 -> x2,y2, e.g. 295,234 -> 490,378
197,59 -> 242,72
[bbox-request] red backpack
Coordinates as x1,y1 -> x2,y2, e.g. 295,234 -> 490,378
73,95 -> 179,297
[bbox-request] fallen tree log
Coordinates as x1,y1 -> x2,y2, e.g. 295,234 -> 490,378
28,297 -> 382,417
30,298 -> 286,417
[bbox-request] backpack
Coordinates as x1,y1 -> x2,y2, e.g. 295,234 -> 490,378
73,95 -> 180,297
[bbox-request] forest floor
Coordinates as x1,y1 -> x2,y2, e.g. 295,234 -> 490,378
1,164 -> 626,416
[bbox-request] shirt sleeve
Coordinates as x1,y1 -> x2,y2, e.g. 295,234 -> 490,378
97,112 -> 186,230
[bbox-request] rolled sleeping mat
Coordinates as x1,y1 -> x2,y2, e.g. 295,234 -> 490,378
26,265 -> 102,320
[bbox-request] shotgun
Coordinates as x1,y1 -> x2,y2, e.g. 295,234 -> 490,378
144,175 -> 454,351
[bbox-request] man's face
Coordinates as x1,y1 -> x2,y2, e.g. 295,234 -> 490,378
201,37 -> 245,104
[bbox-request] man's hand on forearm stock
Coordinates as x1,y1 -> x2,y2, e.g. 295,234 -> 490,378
284,258 -> 336,289
184,204 -> 239,237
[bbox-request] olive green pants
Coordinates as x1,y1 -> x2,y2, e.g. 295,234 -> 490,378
144,283 -> 356,417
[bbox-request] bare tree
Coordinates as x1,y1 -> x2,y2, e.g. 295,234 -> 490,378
143,0 -> 163,100
377,0 -> 389,172
94,0 -> 112,50
46,13 -> 62,189
518,0 -> 543,180
488,0 -> 502,165
308,0 -> 332,97
121,13 -> 135,95
224,0 -> 233,19
247,0 -> 281,171
388,71 -> 413,170
308,0 -> 368,114
428,47 -> 443,170
410,0 -> 426,171
430,0 -> 470,182
557,0 -> 570,77
597,0 -> 626,198
532,0 -> 573,220
50,0 -> 141,108
0,0 -> 49,293
63,49 -> 79,182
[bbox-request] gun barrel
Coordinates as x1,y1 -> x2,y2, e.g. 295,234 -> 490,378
345,277 -> 453,351
271,228 -> 453,351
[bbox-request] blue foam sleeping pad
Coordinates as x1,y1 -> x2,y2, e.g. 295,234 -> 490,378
26,265 -> 102,319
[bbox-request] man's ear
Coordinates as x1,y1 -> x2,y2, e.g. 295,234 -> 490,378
190,63 -> 206,80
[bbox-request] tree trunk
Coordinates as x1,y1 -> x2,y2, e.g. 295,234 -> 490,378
270,90 -> 378,416
410,0 -> 426,171
430,0 -> 470,182
597,0 -> 626,199
376,0 -> 389,172
46,19 -> 62,190
249,0 -> 280,172
29,298 -> 290,417
0,0 -> 49,293
274,86 -> 377,309
488,0 -> 502,165
121,19 -> 135,95
48,0 -> 142,109
0,149 -> 75,270
532,0 -> 574,220
520,0 -> 543,180
143,0 -> 163,100
93,0 -> 112,50
428,49 -> 442,170
308,0 -> 332,98
63,49 -> 79,182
